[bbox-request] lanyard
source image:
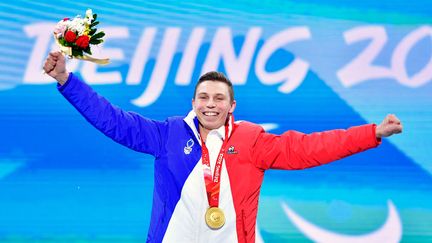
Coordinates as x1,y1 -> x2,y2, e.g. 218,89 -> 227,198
201,125 -> 229,208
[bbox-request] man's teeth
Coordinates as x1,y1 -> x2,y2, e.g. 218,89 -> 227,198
204,112 -> 218,116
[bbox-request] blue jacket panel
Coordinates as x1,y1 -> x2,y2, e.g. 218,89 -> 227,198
59,73 -> 202,242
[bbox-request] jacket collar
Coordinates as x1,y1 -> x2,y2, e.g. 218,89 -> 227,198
183,110 -> 235,145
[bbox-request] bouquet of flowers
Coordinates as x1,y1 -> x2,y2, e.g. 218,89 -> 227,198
53,9 -> 109,64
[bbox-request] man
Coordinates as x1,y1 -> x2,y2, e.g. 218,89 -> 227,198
44,51 -> 402,243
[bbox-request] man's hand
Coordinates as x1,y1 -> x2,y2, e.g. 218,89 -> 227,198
43,51 -> 69,85
376,114 -> 403,138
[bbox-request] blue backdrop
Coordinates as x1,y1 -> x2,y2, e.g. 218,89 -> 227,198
0,0 -> 431,242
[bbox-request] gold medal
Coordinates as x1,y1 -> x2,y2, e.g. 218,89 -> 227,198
205,207 -> 225,229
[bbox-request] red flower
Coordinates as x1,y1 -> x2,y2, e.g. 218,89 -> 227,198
64,30 -> 76,43
63,18 -> 70,21
76,35 -> 90,49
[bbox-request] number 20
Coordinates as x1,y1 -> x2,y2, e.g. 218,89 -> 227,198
337,25 -> 432,88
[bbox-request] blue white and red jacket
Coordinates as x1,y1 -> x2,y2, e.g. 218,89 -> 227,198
59,73 -> 381,243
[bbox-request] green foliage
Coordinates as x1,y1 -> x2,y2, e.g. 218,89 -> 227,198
87,13 -> 104,50
89,38 -> 103,45
83,46 -> 92,55
90,21 -> 100,28
89,28 -> 96,36
72,48 -> 83,57
90,31 -> 105,40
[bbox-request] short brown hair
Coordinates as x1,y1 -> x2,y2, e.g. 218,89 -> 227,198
193,71 -> 234,102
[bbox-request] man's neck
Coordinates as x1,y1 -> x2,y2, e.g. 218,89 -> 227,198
200,125 -> 227,143
199,126 -> 210,142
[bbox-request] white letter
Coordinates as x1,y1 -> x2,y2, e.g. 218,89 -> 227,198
255,27 -> 311,93
202,27 -> 262,84
337,26 -> 393,87
392,25 -> 432,87
175,27 -> 206,85
132,27 -> 181,107
82,27 -> 129,84
126,27 -> 157,85
23,22 -> 56,84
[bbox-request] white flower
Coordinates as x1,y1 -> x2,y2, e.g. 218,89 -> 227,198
54,19 -> 69,38
68,17 -> 86,35
85,9 -> 93,25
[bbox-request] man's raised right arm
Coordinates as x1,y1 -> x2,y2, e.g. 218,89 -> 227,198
43,52 -> 165,157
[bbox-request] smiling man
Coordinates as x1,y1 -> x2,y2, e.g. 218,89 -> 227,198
44,51 -> 402,243
193,71 -> 236,141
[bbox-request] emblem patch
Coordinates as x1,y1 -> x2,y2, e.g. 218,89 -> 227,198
184,139 -> 194,155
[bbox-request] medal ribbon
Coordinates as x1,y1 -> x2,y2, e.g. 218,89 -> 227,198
201,125 -> 229,208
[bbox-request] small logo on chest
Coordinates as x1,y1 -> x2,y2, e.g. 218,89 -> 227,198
227,145 -> 238,154
184,139 -> 194,155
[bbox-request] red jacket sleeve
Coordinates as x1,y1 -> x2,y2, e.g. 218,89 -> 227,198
253,124 -> 381,170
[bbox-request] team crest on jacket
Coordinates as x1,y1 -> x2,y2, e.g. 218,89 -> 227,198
184,139 -> 194,155
227,145 -> 238,154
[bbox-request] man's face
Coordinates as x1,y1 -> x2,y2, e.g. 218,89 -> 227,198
192,80 -> 236,133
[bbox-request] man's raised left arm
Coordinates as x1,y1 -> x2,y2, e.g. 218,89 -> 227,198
252,114 -> 403,170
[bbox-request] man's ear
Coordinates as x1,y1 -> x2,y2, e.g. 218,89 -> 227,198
192,98 -> 197,111
229,100 -> 237,113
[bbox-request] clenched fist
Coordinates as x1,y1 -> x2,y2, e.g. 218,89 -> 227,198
376,114 -> 403,138
43,51 -> 69,85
